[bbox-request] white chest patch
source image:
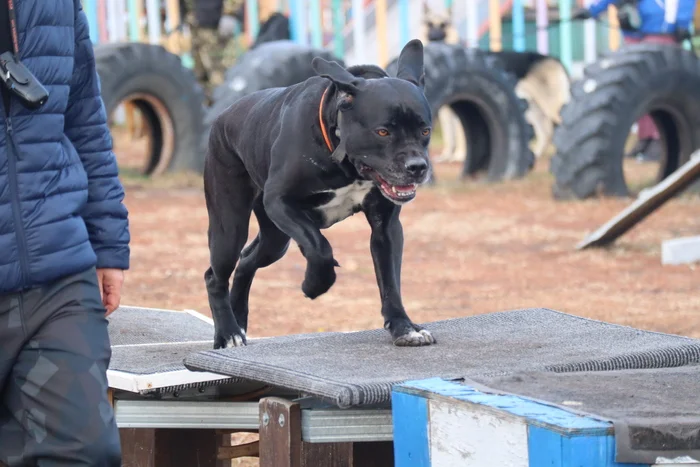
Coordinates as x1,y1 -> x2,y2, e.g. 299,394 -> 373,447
315,181 -> 374,228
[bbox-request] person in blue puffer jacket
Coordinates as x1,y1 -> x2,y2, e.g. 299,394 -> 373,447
573,0 -> 698,161
0,0 -> 129,465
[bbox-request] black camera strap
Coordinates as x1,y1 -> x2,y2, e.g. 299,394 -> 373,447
7,0 -> 19,54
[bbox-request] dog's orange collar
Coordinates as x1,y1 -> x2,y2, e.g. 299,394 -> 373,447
318,85 -> 334,152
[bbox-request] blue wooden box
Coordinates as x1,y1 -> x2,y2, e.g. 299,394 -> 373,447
391,377 -> 698,467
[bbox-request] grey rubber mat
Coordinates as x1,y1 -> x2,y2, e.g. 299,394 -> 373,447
109,342 -> 215,375
184,308 -> 700,461
106,306 -> 333,376
107,306 -> 214,376
184,308 -> 698,407
108,306 -> 213,346
469,365 -> 700,464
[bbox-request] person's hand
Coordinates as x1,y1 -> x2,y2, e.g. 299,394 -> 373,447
218,15 -> 239,38
96,268 -> 125,316
571,8 -> 592,20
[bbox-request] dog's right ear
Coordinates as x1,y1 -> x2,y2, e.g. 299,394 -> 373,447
312,57 -> 362,95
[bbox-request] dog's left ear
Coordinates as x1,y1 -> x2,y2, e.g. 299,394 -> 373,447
312,57 -> 363,95
395,39 -> 426,89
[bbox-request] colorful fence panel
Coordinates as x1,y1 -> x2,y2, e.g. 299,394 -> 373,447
86,0 -> 632,76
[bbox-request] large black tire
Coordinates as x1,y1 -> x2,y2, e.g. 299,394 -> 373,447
386,43 -> 535,182
95,42 -> 206,175
208,40 -> 343,123
550,44 -> 700,200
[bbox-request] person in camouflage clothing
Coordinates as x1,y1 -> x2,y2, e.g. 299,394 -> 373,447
185,0 -> 245,102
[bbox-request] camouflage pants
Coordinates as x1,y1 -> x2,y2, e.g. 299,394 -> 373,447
0,267 -> 120,466
191,26 -> 240,102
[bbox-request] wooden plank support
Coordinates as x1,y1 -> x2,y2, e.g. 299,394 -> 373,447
120,428 -> 230,467
259,397 -> 393,467
259,397 -> 304,467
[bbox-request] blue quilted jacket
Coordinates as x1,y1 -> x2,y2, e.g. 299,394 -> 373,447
0,0 -> 130,294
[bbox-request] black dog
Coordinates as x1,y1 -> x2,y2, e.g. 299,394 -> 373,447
203,39 -> 436,349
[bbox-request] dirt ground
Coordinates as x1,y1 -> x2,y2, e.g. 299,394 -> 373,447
118,155 -> 700,340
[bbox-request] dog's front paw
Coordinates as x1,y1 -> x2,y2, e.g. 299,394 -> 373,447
386,319 -> 436,347
302,257 -> 338,299
214,328 -> 247,349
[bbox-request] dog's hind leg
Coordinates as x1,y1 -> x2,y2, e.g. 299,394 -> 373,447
229,196 -> 291,332
204,154 -> 256,349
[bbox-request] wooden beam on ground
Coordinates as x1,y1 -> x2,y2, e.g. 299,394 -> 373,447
577,150 -> 700,249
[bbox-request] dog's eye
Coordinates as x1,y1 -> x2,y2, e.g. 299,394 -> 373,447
376,129 -> 390,137
422,128 -> 431,136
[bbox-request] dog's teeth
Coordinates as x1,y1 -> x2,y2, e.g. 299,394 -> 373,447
391,186 -> 397,194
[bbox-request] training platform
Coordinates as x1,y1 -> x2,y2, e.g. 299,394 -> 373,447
108,306 -> 700,466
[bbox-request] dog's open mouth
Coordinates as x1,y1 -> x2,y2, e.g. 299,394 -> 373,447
357,163 -> 418,203
377,176 -> 417,202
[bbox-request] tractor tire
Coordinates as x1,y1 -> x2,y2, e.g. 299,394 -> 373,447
95,42 -> 207,175
387,43 -> 535,182
550,43 -> 700,200
201,41 -> 344,167
208,40 -> 343,123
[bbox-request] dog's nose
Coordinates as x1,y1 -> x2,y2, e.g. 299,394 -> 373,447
405,158 -> 428,178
